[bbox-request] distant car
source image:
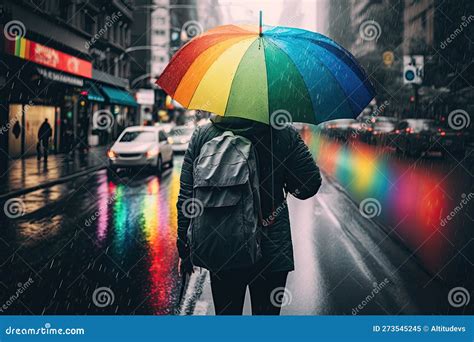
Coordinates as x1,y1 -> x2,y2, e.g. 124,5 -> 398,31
322,119 -> 356,141
107,126 -> 173,175
390,119 -> 465,157
169,126 -> 195,152
154,122 -> 175,133
371,117 -> 397,146
353,116 -> 397,144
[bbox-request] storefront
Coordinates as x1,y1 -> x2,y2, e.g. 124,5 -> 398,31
99,85 -> 138,136
2,36 -> 92,157
83,81 -> 106,147
2,35 -> 139,158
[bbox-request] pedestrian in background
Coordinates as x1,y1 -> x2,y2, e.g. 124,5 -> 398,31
37,118 -> 52,161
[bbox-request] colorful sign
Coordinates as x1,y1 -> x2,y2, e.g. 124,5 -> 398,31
5,37 -> 92,78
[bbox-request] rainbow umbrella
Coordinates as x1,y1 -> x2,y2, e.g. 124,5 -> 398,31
157,14 -> 375,125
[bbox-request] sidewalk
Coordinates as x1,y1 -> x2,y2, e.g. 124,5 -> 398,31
0,146 -> 109,199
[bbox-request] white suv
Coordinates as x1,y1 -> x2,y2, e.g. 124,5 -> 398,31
107,126 -> 173,175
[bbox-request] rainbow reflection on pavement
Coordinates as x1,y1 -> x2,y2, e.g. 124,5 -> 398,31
303,128 -> 470,275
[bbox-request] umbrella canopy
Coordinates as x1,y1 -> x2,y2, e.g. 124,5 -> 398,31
157,23 -> 376,125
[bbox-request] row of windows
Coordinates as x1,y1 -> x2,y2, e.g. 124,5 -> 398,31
29,0 -> 132,48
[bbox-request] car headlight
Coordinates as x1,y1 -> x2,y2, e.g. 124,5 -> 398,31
146,147 -> 159,158
107,150 -> 116,158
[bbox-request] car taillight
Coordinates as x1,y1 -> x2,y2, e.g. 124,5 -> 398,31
440,131 -> 446,136
395,129 -> 400,134
107,150 -> 116,158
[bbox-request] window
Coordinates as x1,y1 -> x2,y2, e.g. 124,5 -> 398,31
159,131 -> 168,142
84,11 -> 97,35
120,131 -> 156,143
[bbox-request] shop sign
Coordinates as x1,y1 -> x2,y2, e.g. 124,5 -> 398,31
5,37 -> 92,78
37,67 -> 84,87
135,89 -> 155,105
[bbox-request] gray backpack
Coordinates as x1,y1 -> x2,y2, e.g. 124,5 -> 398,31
187,131 -> 262,272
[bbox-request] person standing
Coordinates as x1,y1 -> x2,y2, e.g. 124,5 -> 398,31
177,116 -> 322,315
37,118 -> 52,161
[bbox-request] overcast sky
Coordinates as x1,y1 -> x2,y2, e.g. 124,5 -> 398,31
218,0 -> 328,34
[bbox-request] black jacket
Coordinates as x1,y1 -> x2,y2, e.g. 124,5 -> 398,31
38,121 -> 52,140
177,117 -> 322,272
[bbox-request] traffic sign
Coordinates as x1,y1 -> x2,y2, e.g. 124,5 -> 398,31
403,55 -> 424,84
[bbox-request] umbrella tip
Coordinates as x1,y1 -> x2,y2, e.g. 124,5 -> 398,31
259,10 -> 263,37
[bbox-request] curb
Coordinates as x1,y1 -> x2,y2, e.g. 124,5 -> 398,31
0,165 -> 106,201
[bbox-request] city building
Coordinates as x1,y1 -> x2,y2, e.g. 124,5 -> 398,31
345,0 -> 404,116
0,0 -> 138,159
129,0 -> 221,124
403,0 -> 474,123
325,0 -> 353,50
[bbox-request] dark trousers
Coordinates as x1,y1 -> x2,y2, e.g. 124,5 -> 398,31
210,268 -> 289,315
36,139 -> 49,159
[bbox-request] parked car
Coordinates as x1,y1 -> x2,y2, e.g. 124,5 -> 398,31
371,117 -> 398,146
154,122 -> 175,133
107,126 -> 173,175
169,126 -> 195,152
390,119 -> 465,157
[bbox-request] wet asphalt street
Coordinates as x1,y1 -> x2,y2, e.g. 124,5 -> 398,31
1,160 -> 181,315
0,155 -> 472,315
185,175 -> 464,316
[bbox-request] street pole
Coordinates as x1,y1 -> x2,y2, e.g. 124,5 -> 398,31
413,83 -> 419,117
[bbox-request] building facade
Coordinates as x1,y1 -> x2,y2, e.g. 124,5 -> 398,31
0,0 -> 138,159
403,0 -> 474,123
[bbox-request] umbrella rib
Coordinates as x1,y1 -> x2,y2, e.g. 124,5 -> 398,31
278,33 -> 374,91
186,37 -> 257,115
264,37 -> 316,122
267,35 -> 367,121
174,36 -> 256,107
221,38 -> 265,119
158,33 -> 256,96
